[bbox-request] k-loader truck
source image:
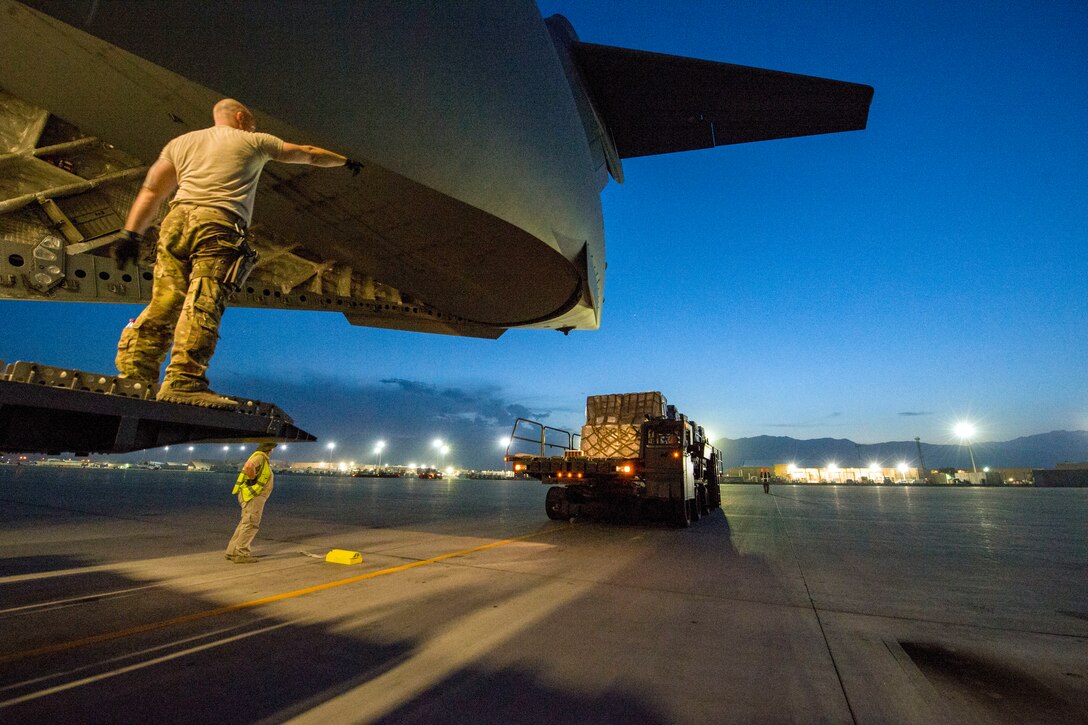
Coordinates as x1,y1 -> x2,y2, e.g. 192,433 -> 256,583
505,392 -> 722,526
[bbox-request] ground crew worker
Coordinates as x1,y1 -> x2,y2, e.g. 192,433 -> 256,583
226,441 -> 278,563
112,98 -> 360,408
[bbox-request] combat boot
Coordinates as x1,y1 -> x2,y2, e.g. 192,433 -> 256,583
157,386 -> 237,409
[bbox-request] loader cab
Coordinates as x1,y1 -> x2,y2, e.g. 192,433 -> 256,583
640,416 -> 695,501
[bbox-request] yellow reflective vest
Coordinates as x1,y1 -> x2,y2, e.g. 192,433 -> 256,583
232,451 -> 272,502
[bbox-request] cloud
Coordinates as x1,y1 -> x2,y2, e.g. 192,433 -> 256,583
378,378 -> 550,425
898,411 -> 934,417
215,371 -> 559,468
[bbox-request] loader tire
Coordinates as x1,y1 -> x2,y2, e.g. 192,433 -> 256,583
545,486 -> 568,520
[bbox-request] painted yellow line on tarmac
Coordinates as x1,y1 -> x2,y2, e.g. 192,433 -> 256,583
0,528 -> 560,665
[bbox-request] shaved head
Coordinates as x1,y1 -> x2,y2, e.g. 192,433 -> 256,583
212,98 -> 255,131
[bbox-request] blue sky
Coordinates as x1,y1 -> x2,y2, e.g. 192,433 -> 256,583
2,0 -> 1085,468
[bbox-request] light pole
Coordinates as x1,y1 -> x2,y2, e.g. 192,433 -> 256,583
163,446 -> 170,465
187,445 -> 194,466
326,441 -> 336,473
432,439 -> 444,471
897,462 -> 910,482
374,440 -> 386,472
954,422 -> 978,474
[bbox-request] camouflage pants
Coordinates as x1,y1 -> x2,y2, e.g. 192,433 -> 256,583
116,204 -> 245,391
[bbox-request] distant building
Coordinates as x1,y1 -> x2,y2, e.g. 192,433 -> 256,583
1033,468 -> 1088,487
725,464 -> 920,483
777,463 -> 921,484
992,467 -> 1033,485
955,470 -> 1005,486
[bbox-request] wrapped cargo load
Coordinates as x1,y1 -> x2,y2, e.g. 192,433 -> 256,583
585,391 -> 666,425
580,423 -> 640,458
580,392 -> 666,457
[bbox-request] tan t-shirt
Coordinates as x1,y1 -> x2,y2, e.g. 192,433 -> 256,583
161,126 -> 284,225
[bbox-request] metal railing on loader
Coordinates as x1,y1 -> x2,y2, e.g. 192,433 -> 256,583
503,417 -> 580,463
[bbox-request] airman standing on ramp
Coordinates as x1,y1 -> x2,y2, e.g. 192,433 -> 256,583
112,98 -> 358,408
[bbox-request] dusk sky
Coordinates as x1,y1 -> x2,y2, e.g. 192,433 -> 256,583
2,1 -> 1085,468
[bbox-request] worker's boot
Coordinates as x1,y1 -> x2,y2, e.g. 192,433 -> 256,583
157,387 -> 237,409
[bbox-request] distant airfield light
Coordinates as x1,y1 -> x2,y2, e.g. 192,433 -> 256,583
432,438 -> 444,449
897,462 -> 909,474
868,462 -> 881,472
953,422 -> 979,474
827,463 -> 839,472
326,441 -> 336,451
953,421 -> 976,440
187,446 -> 194,452
408,462 -> 417,469
983,466 -> 990,472
787,463 -> 796,472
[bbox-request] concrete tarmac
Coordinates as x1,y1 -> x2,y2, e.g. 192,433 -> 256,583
0,468 -> 1085,723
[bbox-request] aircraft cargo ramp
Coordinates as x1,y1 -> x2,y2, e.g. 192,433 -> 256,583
0,360 -> 314,455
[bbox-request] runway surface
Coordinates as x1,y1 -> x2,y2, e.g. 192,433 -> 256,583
1,468 -> 1085,723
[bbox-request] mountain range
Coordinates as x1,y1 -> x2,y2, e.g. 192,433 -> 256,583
713,430 -> 1088,470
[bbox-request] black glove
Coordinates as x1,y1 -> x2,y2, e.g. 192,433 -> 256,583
344,159 -> 364,177
112,230 -> 142,268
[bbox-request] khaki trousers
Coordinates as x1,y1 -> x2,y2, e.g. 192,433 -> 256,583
226,480 -> 274,557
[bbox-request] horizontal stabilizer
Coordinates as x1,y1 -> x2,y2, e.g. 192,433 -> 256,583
573,42 -> 873,159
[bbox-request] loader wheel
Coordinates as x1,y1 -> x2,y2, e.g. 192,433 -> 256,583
671,498 -> 691,528
545,486 -> 568,520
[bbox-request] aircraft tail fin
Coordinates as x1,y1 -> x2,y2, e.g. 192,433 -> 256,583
572,41 -> 874,159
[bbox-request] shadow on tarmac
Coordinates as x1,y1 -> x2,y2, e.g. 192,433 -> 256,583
0,557 -> 677,723
0,492 -> 775,722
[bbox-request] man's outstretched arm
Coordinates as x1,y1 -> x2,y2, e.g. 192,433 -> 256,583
277,142 -> 349,167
